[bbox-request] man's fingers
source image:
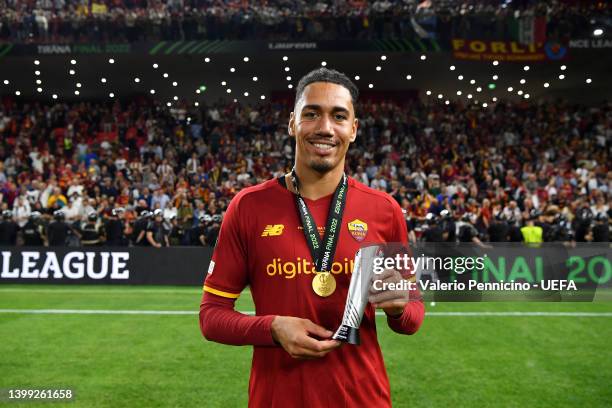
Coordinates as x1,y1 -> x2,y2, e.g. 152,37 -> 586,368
303,319 -> 333,339
291,338 -> 341,359
298,333 -> 340,353
372,268 -> 396,281
317,339 -> 342,350
370,269 -> 401,294
374,299 -> 407,311
307,339 -> 342,353
290,346 -> 331,360
369,289 -> 405,305
273,317 -> 342,360
288,345 -> 322,359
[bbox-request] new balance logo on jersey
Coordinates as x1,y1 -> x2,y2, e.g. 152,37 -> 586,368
261,224 -> 284,237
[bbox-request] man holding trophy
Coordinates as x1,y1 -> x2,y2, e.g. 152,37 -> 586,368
199,68 -> 425,407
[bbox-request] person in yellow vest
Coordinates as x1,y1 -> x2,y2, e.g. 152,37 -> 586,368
521,210 -> 543,243
47,187 -> 68,208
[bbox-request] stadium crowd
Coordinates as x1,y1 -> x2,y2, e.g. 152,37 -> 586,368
0,96 -> 610,247
0,0 -> 608,43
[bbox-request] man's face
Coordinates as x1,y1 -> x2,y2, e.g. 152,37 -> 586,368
288,82 -> 358,174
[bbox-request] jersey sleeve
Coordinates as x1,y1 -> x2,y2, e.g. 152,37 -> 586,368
199,191 -> 277,346
386,301 -> 425,335
199,292 -> 276,346
202,193 -> 249,299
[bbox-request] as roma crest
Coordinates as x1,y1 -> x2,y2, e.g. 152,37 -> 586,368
347,219 -> 368,242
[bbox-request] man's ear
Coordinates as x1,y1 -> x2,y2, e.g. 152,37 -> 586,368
349,118 -> 359,143
288,112 -> 295,138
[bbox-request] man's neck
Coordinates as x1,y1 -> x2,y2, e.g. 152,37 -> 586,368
290,162 -> 345,201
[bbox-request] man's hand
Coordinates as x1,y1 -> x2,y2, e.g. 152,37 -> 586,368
271,316 -> 341,359
369,269 -> 410,317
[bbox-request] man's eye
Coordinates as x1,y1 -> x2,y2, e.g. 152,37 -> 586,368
335,114 -> 347,121
303,111 -> 317,118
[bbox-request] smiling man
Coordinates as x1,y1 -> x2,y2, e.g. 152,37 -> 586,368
199,68 -> 425,407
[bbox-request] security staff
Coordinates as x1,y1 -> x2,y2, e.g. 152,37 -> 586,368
206,214 -> 222,247
507,216 -> 524,242
421,213 -> 444,242
0,210 -> 19,245
81,212 -> 105,246
592,213 -> 609,242
21,212 -> 45,246
146,209 -> 168,248
521,210 -> 543,244
133,211 -> 151,246
47,210 -> 71,246
440,209 -> 456,243
404,212 -> 418,245
167,214 -> 186,246
458,213 -> 478,243
105,208 -> 128,246
488,213 -> 509,242
547,214 -> 573,242
574,205 -> 594,242
190,215 -> 208,246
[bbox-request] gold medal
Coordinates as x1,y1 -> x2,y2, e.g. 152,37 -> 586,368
312,272 -> 336,297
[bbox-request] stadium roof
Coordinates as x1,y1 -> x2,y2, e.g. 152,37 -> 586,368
1,48 -> 610,105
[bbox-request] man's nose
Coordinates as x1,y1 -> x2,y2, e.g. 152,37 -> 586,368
316,114 -> 334,136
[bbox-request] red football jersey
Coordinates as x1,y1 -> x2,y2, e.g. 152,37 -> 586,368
202,177 -> 423,407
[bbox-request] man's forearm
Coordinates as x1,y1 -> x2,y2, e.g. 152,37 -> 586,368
199,291 -> 277,346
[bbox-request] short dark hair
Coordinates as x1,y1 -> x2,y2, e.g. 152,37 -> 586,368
295,68 -> 359,108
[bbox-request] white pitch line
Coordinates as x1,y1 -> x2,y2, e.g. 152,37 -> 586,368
0,309 -> 611,317
0,288 -> 253,297
0,309 -> 197,315
422,311 -> 612,317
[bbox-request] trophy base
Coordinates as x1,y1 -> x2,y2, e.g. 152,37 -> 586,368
332,324 -> 360,345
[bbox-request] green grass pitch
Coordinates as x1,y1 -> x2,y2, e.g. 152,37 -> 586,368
0,285 -> 611,407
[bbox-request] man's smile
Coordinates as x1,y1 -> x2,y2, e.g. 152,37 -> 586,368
307,140 -> 338,155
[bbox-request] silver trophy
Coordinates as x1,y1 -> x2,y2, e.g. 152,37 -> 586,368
333,245 -> 383,345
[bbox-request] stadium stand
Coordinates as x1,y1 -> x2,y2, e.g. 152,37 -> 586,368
0,0 -> 609,43
0,97 -> 609,246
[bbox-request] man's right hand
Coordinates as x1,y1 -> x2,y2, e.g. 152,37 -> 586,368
271,316 -> 341,360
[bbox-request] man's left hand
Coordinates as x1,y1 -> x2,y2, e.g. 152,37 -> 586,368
368,269 -> 410,317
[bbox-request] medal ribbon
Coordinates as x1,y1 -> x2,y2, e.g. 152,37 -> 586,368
291,169 -> 348,273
